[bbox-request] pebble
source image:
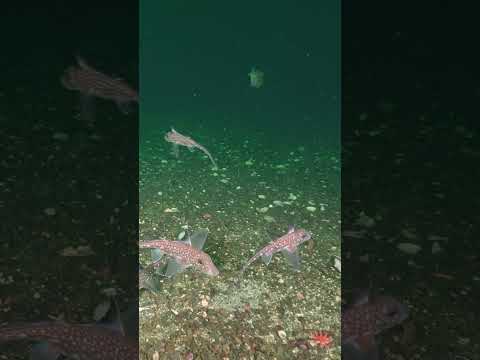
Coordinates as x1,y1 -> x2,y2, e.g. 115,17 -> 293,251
44,208 -> 56,216
306,206 -> 316,212
52,132 -> 69,141
397,242 -> 422,255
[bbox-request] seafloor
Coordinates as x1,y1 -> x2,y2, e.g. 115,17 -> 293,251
139,113 -> 341,359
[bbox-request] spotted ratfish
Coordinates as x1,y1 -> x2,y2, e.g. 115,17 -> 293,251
61,56 -> 138,114
165,128 -> 218,169
140,228 -> 220,277
237,226 -> 312,281
342,292 -> 409,360
0,298 -> 138,360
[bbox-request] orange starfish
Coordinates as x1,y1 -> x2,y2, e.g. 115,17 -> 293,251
310,331 -> 333,348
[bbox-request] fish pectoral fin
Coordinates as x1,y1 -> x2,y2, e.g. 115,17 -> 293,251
171,143 -> 180,158
261,254 -> 272,265
164,259 -> 187,277
150,249 -> 165,263
96,298 -> 126,336
140,267 -> 164,293
150,257 -> 168,275
29,342 -> 62,360
188,229 -> 209,250
281,249 -> 301,271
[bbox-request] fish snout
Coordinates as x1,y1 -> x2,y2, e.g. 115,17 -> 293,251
208,265 -> 220,276
199,255 -> 220,276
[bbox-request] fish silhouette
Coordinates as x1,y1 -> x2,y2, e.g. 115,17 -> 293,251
342,292 -> 409,360
165,128 -> 218,169
0,298 -> 138,360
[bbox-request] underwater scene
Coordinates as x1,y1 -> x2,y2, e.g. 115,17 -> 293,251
139,1 -> 340,359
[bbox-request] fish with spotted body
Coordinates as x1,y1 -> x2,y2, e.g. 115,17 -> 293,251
0,299 -> 138,360
237,226 -> 312,282
165,128 -> 218,169
61,56 -> 138,115
140,228 -> 219,278
342,292 -> 409,360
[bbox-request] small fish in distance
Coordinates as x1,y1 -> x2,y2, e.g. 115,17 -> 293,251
165,128 -> 218,169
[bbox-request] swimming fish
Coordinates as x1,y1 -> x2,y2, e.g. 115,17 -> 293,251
248,67 -> 264,88
164,128 -> 218,169
61,56 -> 138,114
0,298 -> 138,360
342,292 -> 409,360
140,229 -> 220,277
237,226 -> 312,280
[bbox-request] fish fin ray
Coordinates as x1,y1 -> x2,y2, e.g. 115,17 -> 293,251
189,229 -> 209,250
281,249 -> 301,271
261,254 -> 272,265
165,259 -> 187,277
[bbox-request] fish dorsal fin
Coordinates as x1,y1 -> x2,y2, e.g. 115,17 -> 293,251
188,229 -> 209,250
281,249 -> 301,271
287,225 -> 295,234
95,298 -> 125,336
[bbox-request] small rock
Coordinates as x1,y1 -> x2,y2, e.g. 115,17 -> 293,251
44,208 -> 56,216
264,215 -> 276,223
356,212 -> 375,227
397,242 -> 422,255
306,206 -> 316,212
52,132 -> 69,141
431,242 -> 442,254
